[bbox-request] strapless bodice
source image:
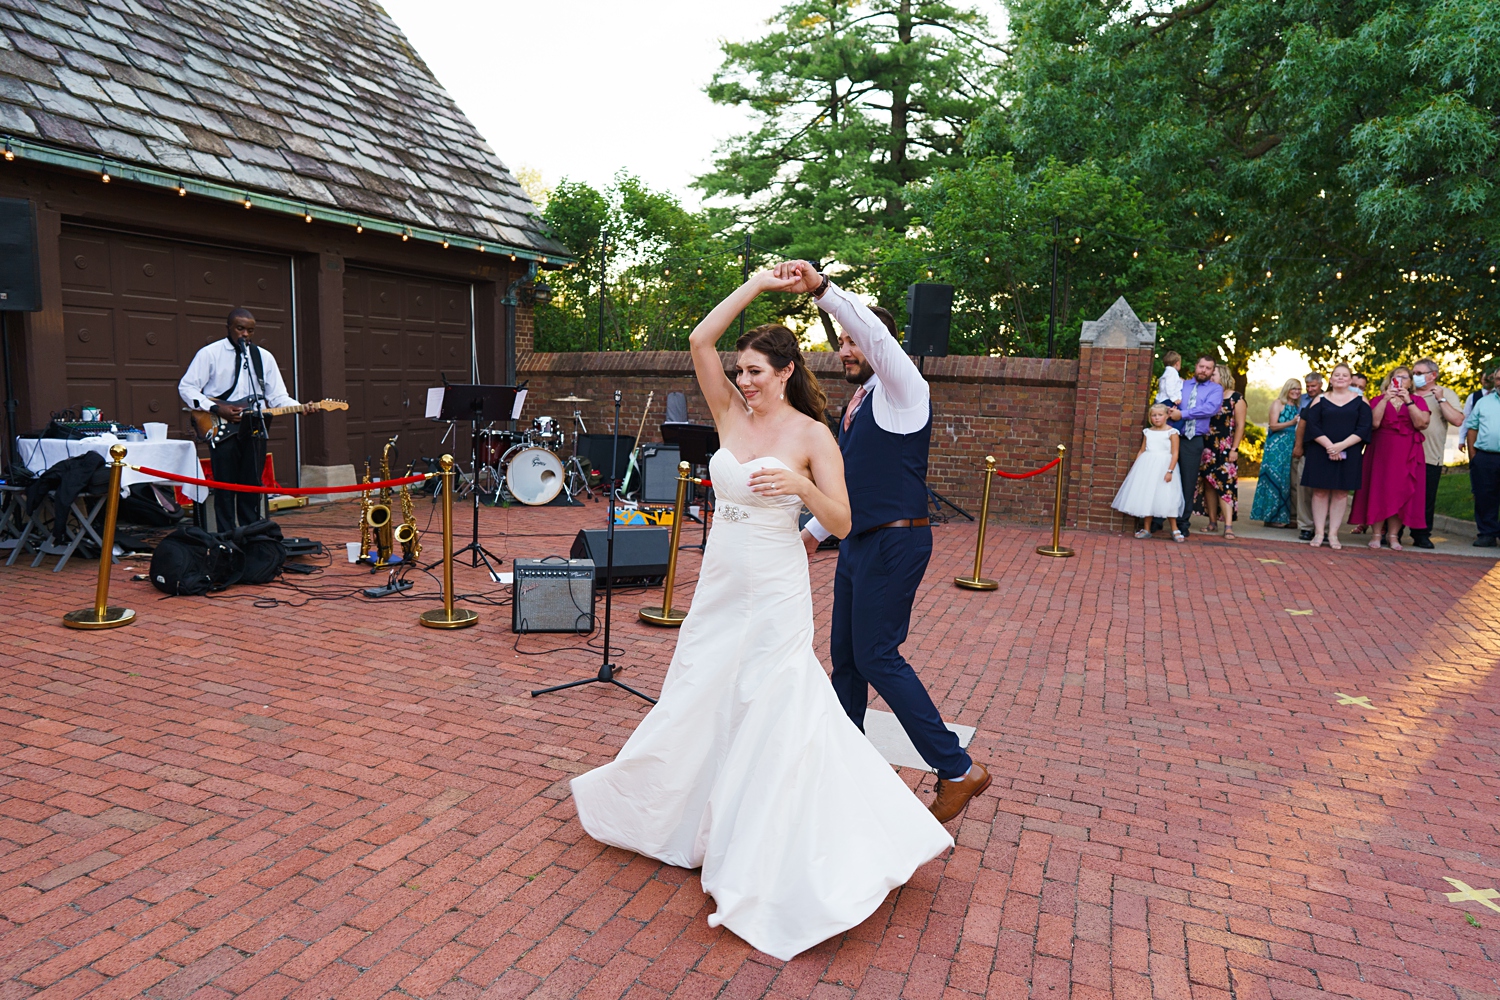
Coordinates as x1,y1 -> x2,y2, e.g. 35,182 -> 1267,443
708,451 -> 803,531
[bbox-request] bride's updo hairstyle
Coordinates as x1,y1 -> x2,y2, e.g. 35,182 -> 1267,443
736,324 -> 828,426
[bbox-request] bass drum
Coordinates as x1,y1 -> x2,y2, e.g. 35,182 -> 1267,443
502,446 -> 565,506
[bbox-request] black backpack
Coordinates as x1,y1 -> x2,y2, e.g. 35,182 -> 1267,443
231,519 -> 286,585
117,483 -> 185,528
149,526 -> 243,595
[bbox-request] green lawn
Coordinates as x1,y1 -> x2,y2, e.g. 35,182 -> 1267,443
1436,470 -> 1474,521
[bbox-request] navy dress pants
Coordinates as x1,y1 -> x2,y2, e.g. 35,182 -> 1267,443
831,525 -> 971,780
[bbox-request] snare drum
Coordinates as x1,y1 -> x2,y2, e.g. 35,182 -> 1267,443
502,445 -> 564,505
477,428 -> 509,466
531,415 -> 563,451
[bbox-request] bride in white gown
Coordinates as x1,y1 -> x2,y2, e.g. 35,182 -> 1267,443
571,269 -> 953,961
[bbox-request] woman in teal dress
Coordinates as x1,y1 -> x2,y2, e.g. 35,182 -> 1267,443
1251,378 -> 1302,526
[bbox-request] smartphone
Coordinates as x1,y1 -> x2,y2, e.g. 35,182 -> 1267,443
1390,375 -> 1405,390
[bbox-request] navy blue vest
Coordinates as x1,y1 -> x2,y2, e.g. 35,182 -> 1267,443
839,388 -> 931,535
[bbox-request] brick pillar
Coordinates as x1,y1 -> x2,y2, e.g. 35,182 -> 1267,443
1067,297 -> 1156,531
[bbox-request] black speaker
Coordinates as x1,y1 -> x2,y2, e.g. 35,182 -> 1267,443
570,527 -> 670,584
576,433 -> 634,482
904,282 -> 952,357
639,443 -> 681,503
0,198 -> 41,311
513,558 -> 596,633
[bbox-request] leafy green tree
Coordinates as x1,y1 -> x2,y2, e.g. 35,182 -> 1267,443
869,156 -> 1229,359
985,0 -> 1499,378
699,0 -> 1003,263
533,175 -> 793,352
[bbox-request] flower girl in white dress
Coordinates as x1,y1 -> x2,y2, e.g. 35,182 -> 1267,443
1113,403 -> 1186,541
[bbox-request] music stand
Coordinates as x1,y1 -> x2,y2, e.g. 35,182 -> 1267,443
661,423 -> 718,552
532,390 -> 657,706
433,384 -> 518,577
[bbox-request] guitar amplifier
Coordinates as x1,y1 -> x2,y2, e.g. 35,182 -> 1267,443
639,443 -> 682,503
512,558 -> 596,633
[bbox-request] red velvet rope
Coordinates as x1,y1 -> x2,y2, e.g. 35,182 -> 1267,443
133,465 -> 431,495
992,456 -> 1063,480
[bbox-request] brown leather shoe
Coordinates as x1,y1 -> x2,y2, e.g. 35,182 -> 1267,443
929,763 -> 991,823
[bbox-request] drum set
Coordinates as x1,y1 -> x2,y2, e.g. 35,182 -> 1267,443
472,397 -> 593,506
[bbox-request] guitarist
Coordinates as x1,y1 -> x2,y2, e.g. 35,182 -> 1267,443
178,308 -> 297,529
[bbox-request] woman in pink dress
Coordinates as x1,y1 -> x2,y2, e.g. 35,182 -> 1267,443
1352,366 -> 1430,550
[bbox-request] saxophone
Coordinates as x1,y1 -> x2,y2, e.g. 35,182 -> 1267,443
358,461 -> 373,560
364,440 -> 396,566
395,479 -> 421,563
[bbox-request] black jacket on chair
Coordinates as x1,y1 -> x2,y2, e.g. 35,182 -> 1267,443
24,452 -> 108,544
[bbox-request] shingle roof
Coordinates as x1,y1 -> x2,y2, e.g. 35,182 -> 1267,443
0,0 -> 566,256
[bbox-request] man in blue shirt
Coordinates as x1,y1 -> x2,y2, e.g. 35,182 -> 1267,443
1464,388 -> 1500,546
1166,356 -> 1224,537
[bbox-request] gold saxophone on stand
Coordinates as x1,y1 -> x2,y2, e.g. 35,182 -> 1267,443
359,462 -> 373,559
363,441 -> 396,566
395,477 -> 421,563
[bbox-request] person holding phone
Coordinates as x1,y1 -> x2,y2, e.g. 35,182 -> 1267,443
1351,367 -> 1430,550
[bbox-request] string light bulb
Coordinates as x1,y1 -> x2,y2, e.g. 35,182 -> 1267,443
304,210 -> 313,222
3,140 -> 13,162
355,223 -> 363,233
664,267 -> 670,276
177,182 -> 187,196
1266,270 -> 1272,278
1491,265 -> 1496,273
1197,262 -> 1204,270
441,239 -> 449,248
983,255 -> 990,264
243,197 -> 252,209
1336,271 -> 1343,280
1073,236 -> 1080,244
510,253 -> 516,261
100,166 -> 111,183
478,244 -> 485,252
401,228 -> 410,241
696,267 -> 702,276
1132,250 -> 1138,258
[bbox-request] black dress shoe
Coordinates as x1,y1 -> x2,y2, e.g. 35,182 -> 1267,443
1474,536 -> 1497,548
1413,538 -> 1435,549
1298,529 -> 1314,541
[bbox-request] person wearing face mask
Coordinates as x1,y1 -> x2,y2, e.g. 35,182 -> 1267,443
571,267 -> 952,962
1404,359 -> 1464,548
1300,364 -> 1373,549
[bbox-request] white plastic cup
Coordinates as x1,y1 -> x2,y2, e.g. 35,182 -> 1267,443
346,541 -> 361,563
144,422 -> 168,442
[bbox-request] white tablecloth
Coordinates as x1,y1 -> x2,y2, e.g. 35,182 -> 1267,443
17,438 -> 208,502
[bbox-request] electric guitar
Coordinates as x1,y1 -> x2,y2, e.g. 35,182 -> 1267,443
191,397 -> 348,445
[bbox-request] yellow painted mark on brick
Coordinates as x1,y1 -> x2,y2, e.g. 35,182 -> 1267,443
1443,878 -> 1500,914
1286,609 -> 1314,615
1334,692 -> 1374,709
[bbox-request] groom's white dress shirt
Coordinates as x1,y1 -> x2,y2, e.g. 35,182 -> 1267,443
803,282 -> 930,542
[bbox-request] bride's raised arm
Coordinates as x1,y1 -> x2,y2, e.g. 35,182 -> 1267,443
688,270 -> 801,426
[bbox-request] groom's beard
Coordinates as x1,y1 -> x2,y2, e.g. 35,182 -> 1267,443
843,361 -> 873,385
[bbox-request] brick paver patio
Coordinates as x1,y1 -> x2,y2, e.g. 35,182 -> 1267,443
1,498 -> 1498,999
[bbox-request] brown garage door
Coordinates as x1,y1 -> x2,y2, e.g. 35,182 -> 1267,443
59,226 -> 298,482
343,267 -> 472,474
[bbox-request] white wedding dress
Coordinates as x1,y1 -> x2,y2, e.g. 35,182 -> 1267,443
571,452 -> 953,961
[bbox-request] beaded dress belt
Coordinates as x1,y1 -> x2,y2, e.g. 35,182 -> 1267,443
714,502 -> 798,528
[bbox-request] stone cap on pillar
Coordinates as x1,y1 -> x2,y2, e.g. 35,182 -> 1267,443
1078,297 -> 1157,349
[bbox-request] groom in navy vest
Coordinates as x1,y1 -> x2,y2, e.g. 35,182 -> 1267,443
782,261 -> 991,823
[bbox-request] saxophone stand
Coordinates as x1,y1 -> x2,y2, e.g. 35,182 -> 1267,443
532,389 -> 657,705
430,383 -> 518,581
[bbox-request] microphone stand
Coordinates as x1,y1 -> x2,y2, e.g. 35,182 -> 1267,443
531,389 -> 656,705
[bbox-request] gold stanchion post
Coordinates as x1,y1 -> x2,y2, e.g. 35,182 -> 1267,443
1036,444 -> 1075,558
955,456 -> 999,590
64,444 -> 135,629
420,455 -> 479,629
640,462 -> 691,626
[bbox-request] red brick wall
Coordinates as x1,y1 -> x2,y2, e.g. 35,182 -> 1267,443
517,351 -> 1108,525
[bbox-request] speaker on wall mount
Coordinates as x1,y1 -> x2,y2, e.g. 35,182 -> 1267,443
570,527 -> 671,585
904,282 -> 953,358
0,198 -> 41,311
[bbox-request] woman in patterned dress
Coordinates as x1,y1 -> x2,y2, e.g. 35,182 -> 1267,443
1195,364 -> 1247,538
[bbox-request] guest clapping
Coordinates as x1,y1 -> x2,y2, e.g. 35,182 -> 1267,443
1300,364 -> 1373,549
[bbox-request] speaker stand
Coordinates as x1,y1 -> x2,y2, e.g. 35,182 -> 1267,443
927,484 -> 973,522
532,390 -> 657,706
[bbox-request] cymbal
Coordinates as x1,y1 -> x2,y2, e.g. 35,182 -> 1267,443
552,395 -> 592,403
